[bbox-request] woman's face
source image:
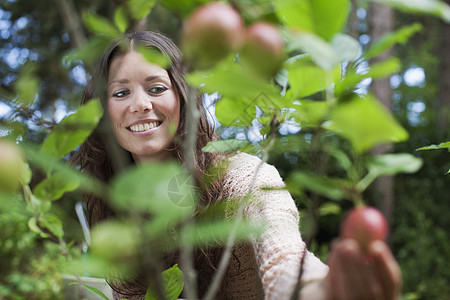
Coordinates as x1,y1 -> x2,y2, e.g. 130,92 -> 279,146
107,51 -> 180,163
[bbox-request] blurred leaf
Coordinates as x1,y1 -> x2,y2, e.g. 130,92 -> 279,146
14,63 -> 39,106
137,46 -> 170,69
182,219 -> 261,247
215,96 -> 255,127
81,285 -> 110,300
186,60 -> 279,100
416,141 -> 450,150
325,94 -> 409,153
145,265 -> 184,300
82,11 -> 119,37
287,171 -> 350,200
363,23 -> 423,59
336,57 -> 401,95
110,162 -> 196,221
39,213 -> 64,239
24,143 -> 105,196
287,54 -> 341,97
371,0 -> 450,23
319,202 -> 342,216
63,37 -> 111,66
127,0 -> 157,20
20,162 -> 32,186
27,217 -> 50,238
40,99 -> 103,158
90,220 -> 140,264
114,5 -> 129,33
288,33 -> 340,70
366,153 -> 423,177
331,33 -> 360,62
202,139 -> 249,153
293,100 -> 329,127
33,170 -> 80,201
274,0 -> 350,40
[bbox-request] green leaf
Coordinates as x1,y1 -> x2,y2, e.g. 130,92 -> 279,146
331,33 -> 360,62
181,219 -> 261,247
28,217 -> 50,238
110,162 -> 196,220
90,220 -> 140,264
186,60 -> 278,100
137,46 -> 170,69
82,11 -> 119,37
81,285 -> 111,300
287,171 -> 350,200
39,213 -> 64,239
366,153 -> 423,177
371,0 -> 450,23
145,265 -> 184,300
274,0 -> 350,40
325,94 -> 409,153
293,100 -> 329,127
214,96 -> 255,127
63,37 -> 111,66
319,202 -> 342,216
287,54 -> 341,97
202,139 -> 249,153
114,5 -> 129,33
416,141 -> 450,150
363,23 -> 423,59
288,33 -> 340,70
24,143 -> 105,196
127,0 -> 156,20
14,62 -> 39,106
336,57 -> 402,95
40,98 -> 103,158
33,170 -> 81,201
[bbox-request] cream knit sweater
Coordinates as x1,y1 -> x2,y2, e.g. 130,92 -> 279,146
112,152 -> 328,299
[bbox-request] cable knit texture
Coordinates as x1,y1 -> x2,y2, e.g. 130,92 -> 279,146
112,152 -> 328,300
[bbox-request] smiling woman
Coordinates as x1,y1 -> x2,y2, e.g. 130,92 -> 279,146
107,51 -> 180,163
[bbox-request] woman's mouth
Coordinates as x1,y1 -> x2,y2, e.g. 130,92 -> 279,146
128,121 -> 162,132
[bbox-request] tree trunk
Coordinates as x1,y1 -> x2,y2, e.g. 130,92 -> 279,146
436,0 -> 450,136
368,3 -> 395,227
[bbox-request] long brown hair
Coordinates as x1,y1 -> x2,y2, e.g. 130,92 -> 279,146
72,31 -> 226,297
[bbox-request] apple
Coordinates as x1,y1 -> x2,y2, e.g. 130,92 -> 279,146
239,21 -> 284,78
181,2 -> 244,68
340,206 -> 388,252
0,139 -> 26,194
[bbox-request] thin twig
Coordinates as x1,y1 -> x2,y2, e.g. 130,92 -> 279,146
180,86 -> 201,300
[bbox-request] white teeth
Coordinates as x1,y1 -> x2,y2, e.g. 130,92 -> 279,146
129,121 -> 160,132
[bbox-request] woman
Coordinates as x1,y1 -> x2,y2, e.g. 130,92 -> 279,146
74,31 -> 401,299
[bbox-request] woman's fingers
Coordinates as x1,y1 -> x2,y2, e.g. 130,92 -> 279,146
369,240 -> 402,300
328,239 -> 383,300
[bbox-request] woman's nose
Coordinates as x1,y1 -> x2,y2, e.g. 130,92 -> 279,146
130,90 -> 153,113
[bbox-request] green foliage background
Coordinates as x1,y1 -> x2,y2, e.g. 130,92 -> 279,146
0,0 -> 449,299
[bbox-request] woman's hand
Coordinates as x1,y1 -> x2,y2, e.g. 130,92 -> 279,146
325,238 -> 402,300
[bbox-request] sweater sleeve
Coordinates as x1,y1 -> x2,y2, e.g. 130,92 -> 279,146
224,153 -> 329,299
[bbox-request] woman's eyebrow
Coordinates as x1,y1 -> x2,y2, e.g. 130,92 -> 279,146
145,75 -> 170,82
108,78 -> 129,86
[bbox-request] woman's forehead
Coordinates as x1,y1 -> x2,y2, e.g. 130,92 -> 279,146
108,51 -> 170,80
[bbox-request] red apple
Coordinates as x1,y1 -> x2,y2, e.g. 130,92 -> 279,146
182,2 -> 244,68
340,206 -> 388,252
239,21 -> 284,78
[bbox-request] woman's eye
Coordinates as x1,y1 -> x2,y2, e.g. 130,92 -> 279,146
112,90 -> 129,98
149,86 -> 167,94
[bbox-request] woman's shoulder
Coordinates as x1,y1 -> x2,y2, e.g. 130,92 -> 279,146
222,152 -> 285,193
